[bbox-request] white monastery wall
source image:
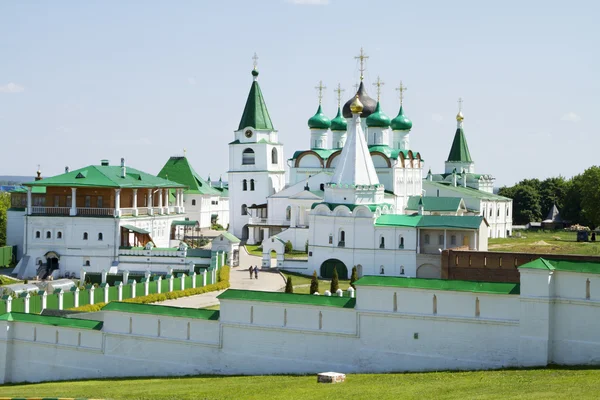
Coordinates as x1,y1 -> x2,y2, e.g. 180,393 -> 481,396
6,210 -> 25,260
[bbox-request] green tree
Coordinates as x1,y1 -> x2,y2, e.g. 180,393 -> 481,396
562,175 -> 586,225
539,176 -> 569,216
0,193 -> 10,247
350,266 -> 358,289
330,267 -> 339,293
310,270 -> 319,294
285,276 -> 293,293
512,185 -> 542,225
579,166 -> 600,229
284,240 -> 293,254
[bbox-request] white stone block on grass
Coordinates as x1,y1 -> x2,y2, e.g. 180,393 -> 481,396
317,372 -> 346,384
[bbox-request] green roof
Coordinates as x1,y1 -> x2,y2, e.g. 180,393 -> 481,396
368,145 -> 423,161
406,196 -> 463,212
391,105 -> 413,131
10,186 -> 46,194
0,312 -> 104,330
102,302 -> 220,320
311,202 -> 394,212
330,106 -> 347,131
375,214 -> 484,229
519,258 -> 600,274
121,224 -> 150,234
292,149 -> 338,160
447,128 -> 473,163
238,71 -> 274,131
171,220 -> 198,226
219,232 -> 241,243
424,181 -> 511,201
308,104 -> 331,130
158,157 -> 222,196
218,289 -> 356,308
366,102 -> 391,128
355,276 -> 520,295
24,164 -> 185,189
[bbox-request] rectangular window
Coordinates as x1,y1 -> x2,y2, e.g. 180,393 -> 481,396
66,196 -> 72,208
438,235 -> 444,245
54,195 -> 60,207
451,235 -> 457,245
97,196 -> 103,208
85,196 -> 91,208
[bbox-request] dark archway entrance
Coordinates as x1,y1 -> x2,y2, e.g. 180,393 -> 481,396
320,259 -> 348,279
241,225 -> 249,241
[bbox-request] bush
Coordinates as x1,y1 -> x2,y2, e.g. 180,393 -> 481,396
218,265 -> 230,283
284,240 -> 293,254
310,270 -> 319,294
285,276 -> 293,293
211,223 -> 224,231
330,267 -> 339,293
70,303 -> 106,312
350,266 -> 358,289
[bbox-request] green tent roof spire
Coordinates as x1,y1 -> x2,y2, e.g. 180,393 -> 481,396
237,68 -> 274,131
446,111 -> 473,163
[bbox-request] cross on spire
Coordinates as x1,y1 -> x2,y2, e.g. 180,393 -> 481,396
252,53 -> 259,70
372,76 -> 384,101
458,97 -> 463,112
183,148 -> 187,157
334,83 -> 345,107
315,80 -> 327,105
353,83 -> 360,92
395,81 -> 407,105
354,47 -> 369,81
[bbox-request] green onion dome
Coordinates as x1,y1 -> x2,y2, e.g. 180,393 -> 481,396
330,107 -> 347,131
307,105 -> 331,130
391,106 -> 413,131
366,102 -> 391,128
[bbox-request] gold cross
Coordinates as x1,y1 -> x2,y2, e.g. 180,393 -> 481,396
395,81 -> 407,105
458,97 -> 463,112
334,83 -> 345,107
353,83 -> 359,92
372,76 -> 384,101
315,80 -> 327,105
252,52 -> 259,70
354,47 -> 369,81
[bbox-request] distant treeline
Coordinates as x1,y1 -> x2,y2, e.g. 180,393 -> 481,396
498,166 -> 600,228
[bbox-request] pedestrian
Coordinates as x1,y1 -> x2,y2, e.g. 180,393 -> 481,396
254,266 -> 258,280
249,265 -> 253,279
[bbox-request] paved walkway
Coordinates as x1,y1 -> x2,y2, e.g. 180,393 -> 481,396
155,247 -> 285,309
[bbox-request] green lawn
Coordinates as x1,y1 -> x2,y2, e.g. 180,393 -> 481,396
281,270 -> 351,295
489,230 -> 600,256
2,367 -> 600,399
245,245 -> 308,260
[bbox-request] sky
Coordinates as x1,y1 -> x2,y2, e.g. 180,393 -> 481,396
0,0 -> 598,186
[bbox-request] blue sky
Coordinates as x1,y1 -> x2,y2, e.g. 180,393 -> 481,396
0,0 -> 598,186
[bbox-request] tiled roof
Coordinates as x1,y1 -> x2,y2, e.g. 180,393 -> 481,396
355,276 -> 520,295
218,289 -> 356,308
102,302 -> 220,320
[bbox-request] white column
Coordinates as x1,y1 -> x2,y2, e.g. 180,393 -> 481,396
443,229 -> 447,250
132,189 -> 138,216
178,189 -> 184,213
474,231 -> 478,251
147,189 -> 153,215
290,206 -> 297,228
164,189 -> 169,213
416,228 -> 420,254
26,187 -> 32,215
70,187 -> 77,216
114,189 -> 121,217
158,189 -> 164,215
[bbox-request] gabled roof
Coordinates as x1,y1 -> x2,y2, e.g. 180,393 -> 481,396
158,157 -> 222,196
406,196 -> 465,212
355,276 -> 520,295
519,258 -> 600,274
238,74 -> 274,131
543,204 -> 562,223
447,128 -> 473,163
24,164 -> 185,189
217,232 -> 241,243
424,181 -> 511,201
375,214 -> 485,229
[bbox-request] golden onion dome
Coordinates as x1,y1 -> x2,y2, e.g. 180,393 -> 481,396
350,95 -> 364,114
456,111 -> 464,121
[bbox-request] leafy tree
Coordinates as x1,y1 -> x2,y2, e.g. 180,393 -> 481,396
330,267 -> 339,293
579,166 -> 600,229
511,185 -> 542,225
539,176 -> 568,216
0,193 -> 10,247
562,175 -> 586,225
350,266 -> 358,289
285,276 -> 293,293
284,240 -> 293,254
310,270 -> 319,294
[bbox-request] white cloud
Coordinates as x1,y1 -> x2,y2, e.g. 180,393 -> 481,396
187,77 -> 197,86
431,114 -> 444,122
561,112 -> 581,122
0,83 -> 25,93
286,0 -> 329,5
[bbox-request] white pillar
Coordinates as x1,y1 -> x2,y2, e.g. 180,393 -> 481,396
164,189 -> 169,213
4,297 -> 11,313
89,287 -> 95,305
117,282 -> 123,301
443,229 -> 447,250
147,189 -> 153,215
416,228 -> 420,254
73,288 -> 79,308
24,293 -> 30,313
131,280 -> 136,298
122,270 -> 130,285
158,189 -> 164,215
41,291 -> 47,309
290,206 -> 297,228
103,284 -> 109,303
168,275 -> 174,292
101,269 -> 107,284
114,189 -> 121,217
180,274 -> 186,291
70,187 -> 77,216
192,272 -> 197,288
132,189 -> 138,216
202,270 -> 207,286
156,277 -> 162,294
58,290 -> 64,310
26,187 -> 32,215
144,278 -> 149,296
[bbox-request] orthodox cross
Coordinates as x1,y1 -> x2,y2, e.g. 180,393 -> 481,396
395,81 -> 407,105
315,80 -> 326,105
372,76 -> 384,101
252,53 -> 259,70
334,83 -> 345,107
353,83 -> 360,93
458,97 -> 463,112
354,47 -> 369,81
183,148 -> 187,157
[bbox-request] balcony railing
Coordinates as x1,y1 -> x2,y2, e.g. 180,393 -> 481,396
31,206 -> 70,215
30,206 -> 115,217
76,207 -> 115,217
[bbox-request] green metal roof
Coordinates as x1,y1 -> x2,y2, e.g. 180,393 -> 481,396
10,186 -> 46,194
406,196 -> 463,212
391,105 -> 413,131
292,149 -> 338,160
24,165 -> 185,189
238,72 -> 274,131
171,220 -> 198,226
218,289 -> 356,308
519,258 -> 600,274
368,145 -> 423,161
425,181 -> 511,201
311,202 -> 394,212
330,106 -> 347,131
355,276 -> 520,295
121,224 -> 150,234
447,128 -> 473,163
308,104 -> 331,130
102,302 -> 220,320
366,102 -> 391,128
0,312 -> 104,330
158,156 -> 222,196
219,232 -> 241,243
375,214 -> 422,227
375,214 -> 484,229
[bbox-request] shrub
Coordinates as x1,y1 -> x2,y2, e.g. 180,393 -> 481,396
218,265 -> 230,283
284,240 -> 293,254
70,303 -> 106,312
285,276 -> 293,293
330,267 -> 339,293
350,266 -> 358,289
310,270 -> 319,294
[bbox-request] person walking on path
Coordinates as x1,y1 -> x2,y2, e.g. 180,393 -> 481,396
254,266 -> 259,280
249,265 -> 254,279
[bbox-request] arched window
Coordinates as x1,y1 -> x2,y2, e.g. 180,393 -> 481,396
338,230 -> 345,247
83,232 -> 88,240
380,266 -> 385,274
271,148 -> 278,164
242,148 -> 255,165
57,231 -> 62,239
250,179 -> 255,191
438,234 -> 444,245
191,199 -> 196,206
243,179 -> 247,191
379,236 -> 385,249
328,234 -> 333,244
85,260 -> 90,266
98,233 -> 103,241
46,231 -> 51,239
320,183 -> 325,191
285,206 -> 291,221
241,204 -> 248,216
424,234 -> 430,245
399,236 -> 404,249
400,266 -> 405,275
497,209 -> 500,217
35,231 -> 41,239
